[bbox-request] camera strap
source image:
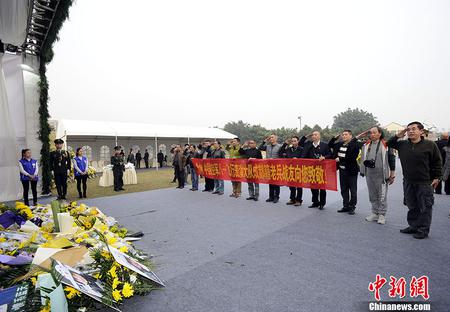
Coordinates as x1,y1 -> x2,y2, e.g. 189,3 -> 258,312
367,140 -> 381,163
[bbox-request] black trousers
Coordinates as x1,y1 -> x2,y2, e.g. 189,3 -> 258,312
403,181 -> 434,234
269,184 -> 280,199
136,159 -> 141,169
113,169 -> 124,191
311,189 -> 326,206
289,187 -> 303,202
75,175 -> 88,197
144,159 -> 149,168
158,160 -> 163,168
22,180 -> 37,206
339,170 -> 358,209
176,168 -> 185,188
54,172 -> 68,198
435,180 -> 450,195
204,177 -> 215,191
172,167 -> 177,182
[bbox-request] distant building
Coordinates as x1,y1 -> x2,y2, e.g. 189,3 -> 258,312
382,122 -> 405,137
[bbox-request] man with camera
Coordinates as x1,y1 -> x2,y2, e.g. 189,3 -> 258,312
387,121 -> 442,239
359,126 -> 396,225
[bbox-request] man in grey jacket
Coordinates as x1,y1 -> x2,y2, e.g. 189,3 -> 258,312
259,134 -> 282,203
359,126 -> 396,225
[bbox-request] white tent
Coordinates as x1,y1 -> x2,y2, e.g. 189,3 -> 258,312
56,119 -> 236,140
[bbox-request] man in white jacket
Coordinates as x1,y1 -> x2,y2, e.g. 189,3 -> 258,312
359,126 -> 396,224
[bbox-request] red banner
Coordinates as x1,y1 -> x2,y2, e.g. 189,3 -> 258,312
192,158 -> 337,191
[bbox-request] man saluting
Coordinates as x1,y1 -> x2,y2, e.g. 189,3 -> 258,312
387,121 -> 442,239
50,138 -> 71,200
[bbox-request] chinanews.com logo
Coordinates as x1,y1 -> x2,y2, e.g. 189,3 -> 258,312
367,275 -> 431,311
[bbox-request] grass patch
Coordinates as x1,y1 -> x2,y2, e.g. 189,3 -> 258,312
65,167 -> 181,200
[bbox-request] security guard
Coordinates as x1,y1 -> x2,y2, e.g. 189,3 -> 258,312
50,138 -> 71,200
111,146 -> 125,191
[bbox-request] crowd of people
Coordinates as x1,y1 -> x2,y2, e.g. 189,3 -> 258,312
168,122 -> 447,239
122,148 -> 167,169
18,121 -> 448,239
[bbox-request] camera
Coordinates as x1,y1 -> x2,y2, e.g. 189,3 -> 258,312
363,159 -> 376,168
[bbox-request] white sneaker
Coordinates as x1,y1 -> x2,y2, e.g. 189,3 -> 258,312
365,213 -> 378,222
377,215 -> 386,225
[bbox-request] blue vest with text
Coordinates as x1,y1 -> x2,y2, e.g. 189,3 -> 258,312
19,158 -> 38,181
74,156 -> 88,177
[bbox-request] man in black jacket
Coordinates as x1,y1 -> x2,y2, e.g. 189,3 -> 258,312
239,140 -> 263,201
435,132 -> 448,194
50,139 -> 71,200
329,130 -> 364,215
387,121 -> 442,239
279,136 -> 304,206
200,140 -> 215,192
143,149 -> 150,168
300,131 -> 333,210
135,150 -> 142,169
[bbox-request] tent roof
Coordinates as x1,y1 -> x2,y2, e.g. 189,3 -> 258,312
55,119 -> 236,140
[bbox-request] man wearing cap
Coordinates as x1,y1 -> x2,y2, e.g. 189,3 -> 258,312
111,146 -> 126,192
50,139 -> 71,200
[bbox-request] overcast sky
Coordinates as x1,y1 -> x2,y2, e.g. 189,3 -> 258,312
47,0 -> 450,131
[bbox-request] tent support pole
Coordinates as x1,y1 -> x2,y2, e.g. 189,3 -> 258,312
155,136 -> 158,171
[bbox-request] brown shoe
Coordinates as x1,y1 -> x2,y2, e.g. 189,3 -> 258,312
286,200 -> 296,205
294,201 -> 302,206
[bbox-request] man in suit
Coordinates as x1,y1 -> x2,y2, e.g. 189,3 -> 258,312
50,139 -> 71,200
301,131 -> 333,210
157,150 -> 164,168
143,149 -> 150,168
135,150 -> 142,169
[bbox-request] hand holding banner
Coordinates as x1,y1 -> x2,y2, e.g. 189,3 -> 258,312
192,158 -> 337,191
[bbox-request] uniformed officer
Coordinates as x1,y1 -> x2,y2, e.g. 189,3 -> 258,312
111,146 -> 125,191
50,138 -> 71,200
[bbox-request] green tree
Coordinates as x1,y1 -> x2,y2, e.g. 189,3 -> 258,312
332,108 -> 378,135
223,120 -> 268,142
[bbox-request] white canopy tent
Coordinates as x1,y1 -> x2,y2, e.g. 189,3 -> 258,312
56,119 -> 236,140
55,119 -> 236,170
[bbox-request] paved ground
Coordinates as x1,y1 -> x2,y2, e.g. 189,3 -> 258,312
61,168 -> 449,312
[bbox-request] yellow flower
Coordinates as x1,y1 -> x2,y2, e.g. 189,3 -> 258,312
122,282 -> 134,298
90,208 -> 99,215
0,236 -> 6,243
70,201 -> 77,208
119,246 -> 128,253
39,304 -> 50,312
107,235 -> 117,246
101,251 -> 112,260
75,237 -> 83,244
99,224 -> 108,233
112,278 -> 121,290
109,265 -> 118,279
64,286 -> 81,299
31,277 -> 37,286
93,272 -> 102,279
112,289 -> 122,302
